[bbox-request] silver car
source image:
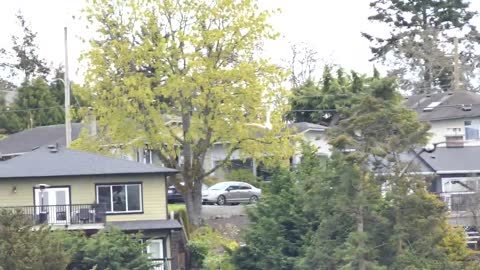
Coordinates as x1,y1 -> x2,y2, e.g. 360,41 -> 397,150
202,181 -> 261,205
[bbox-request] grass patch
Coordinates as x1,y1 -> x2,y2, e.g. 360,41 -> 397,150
168,203 -> 186,212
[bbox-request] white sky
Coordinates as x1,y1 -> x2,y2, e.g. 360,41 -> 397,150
1,0 -> 479,82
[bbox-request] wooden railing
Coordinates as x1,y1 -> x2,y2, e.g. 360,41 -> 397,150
0,204 -> 107,225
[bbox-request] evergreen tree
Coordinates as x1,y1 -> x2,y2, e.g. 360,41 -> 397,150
65,227 -> 152,270
363,0 -> 480,93
9,12 -> 50,81
8,78 -> 64,131
289,66 -> 362,126
0,209 -> 70,270
232,168 -> 309,270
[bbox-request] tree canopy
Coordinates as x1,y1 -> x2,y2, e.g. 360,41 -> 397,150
363,0 -> 480,93
80,0 -> 293,226
234,71 -> 473,270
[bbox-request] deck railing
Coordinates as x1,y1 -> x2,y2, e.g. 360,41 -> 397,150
150,258 -> 172,270
0,204 -> 107,225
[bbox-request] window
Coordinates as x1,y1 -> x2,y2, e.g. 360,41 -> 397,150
465,120 -> 480,140
96,184 -> 142,213
451,194 -> 475,212
239,186 -> 252,190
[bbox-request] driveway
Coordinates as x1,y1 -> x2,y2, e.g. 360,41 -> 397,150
201,204 -> 247,219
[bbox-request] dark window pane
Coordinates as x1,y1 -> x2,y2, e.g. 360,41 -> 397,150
127,185 -> 141,211
98,186 -> 112,211
112,186 -> 126,212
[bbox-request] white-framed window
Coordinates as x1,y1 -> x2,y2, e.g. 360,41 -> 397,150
146,239 -> 166,270
96,183 -> 143,213
465,120 -> 480,140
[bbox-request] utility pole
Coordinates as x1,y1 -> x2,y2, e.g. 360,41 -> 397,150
64,27 -> 72,147
453,37 -> 460,92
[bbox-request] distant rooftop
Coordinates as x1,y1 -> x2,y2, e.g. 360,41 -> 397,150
0,145 -> 177,179
417,146 -> 480,174
0,123 -> 83,156
405,91 -> 480,122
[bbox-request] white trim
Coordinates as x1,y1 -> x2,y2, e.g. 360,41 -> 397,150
438,170 -> 480,174
96,184 -> 143,214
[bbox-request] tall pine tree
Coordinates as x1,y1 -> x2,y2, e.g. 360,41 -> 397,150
363,0 -> 480,93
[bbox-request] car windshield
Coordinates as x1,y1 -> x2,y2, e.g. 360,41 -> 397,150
208,182 -> 232,190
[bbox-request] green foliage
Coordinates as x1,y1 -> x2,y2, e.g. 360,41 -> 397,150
289,67 -> 370,126
65,227 -> 152,270
232,168 -> 309,270
364,0 -> 480,92
0,209 -> 70,270
188,226 -> 238,270
226,169 -> 261,186
81,0 -> 293,226
238,70 -> 472,269
8,12 -> 50,80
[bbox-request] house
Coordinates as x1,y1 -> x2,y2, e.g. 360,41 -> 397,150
409,144 -> 480,228
0,123 -> 84,160
0,145 -> 185,270
406,91 -> 480,146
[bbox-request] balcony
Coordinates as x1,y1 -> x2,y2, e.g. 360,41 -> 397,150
150,258 -> 172,270
0,204 -> 107,226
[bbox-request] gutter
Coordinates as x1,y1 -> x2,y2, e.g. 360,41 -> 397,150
437,170 -> 480,174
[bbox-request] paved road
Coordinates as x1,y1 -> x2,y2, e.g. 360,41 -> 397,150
201,204 -> 247,219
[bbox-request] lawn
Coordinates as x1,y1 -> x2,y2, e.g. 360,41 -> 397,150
168,203 -> 186,212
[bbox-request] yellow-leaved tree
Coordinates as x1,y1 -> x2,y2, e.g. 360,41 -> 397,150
79,0 -> 293,226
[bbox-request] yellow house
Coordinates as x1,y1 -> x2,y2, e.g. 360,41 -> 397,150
0,145 -> 184,270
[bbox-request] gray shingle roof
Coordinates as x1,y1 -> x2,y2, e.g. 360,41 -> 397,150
417,146 -> 480,173
289,122 -> 328,133
110,219 -> 182,231
405,91 -> 480,122
0,146 -> 177,178
0,123 -> 83,155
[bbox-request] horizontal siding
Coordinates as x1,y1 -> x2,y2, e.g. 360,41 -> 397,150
0,174 -> 167,221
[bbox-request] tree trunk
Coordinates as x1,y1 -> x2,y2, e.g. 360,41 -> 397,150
183,179 -> 203,227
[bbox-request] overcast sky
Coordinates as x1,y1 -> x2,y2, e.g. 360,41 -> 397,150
1,0 -> 479,82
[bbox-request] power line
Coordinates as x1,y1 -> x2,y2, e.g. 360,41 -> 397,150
0,104 -> 82,114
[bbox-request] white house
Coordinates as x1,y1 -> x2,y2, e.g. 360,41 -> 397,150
406,91 -> 480,146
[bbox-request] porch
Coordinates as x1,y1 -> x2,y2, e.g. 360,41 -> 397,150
0,204 -> 107,226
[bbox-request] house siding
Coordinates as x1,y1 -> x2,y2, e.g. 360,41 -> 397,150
0,174 -> 167,221
429,118 -> 480,146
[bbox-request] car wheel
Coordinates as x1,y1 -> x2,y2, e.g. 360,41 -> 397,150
217,195 -> 226,205
249,195 -> 259,204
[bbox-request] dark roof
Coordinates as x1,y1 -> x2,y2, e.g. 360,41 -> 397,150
110,219 -> 182,230
405,91 -> 480,122
0,146 -> 177,178
289,122 -> 328,133
0,123 -> 83,155
417,146 -> 480,174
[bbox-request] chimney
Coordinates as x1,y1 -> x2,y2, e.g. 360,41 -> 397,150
445,135 -> 464,148
86,107 -> 97,137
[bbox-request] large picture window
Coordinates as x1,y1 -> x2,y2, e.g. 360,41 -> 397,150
96,183 -> 142,213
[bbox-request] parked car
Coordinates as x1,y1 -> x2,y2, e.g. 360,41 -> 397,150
202,181 -> 261,205
167,183 -> 208,203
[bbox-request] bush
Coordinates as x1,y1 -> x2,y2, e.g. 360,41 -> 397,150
0,209 -> 71,270
187,226 -> 238,270
65,227 -> 152,270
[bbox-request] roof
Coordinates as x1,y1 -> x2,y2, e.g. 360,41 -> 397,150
289,122 -> 328,133
0,146 -> 177,178
0,123 -> 83,155
405,91 -> 480,122
110,219 -> 182,231
417,146 -> 480,174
